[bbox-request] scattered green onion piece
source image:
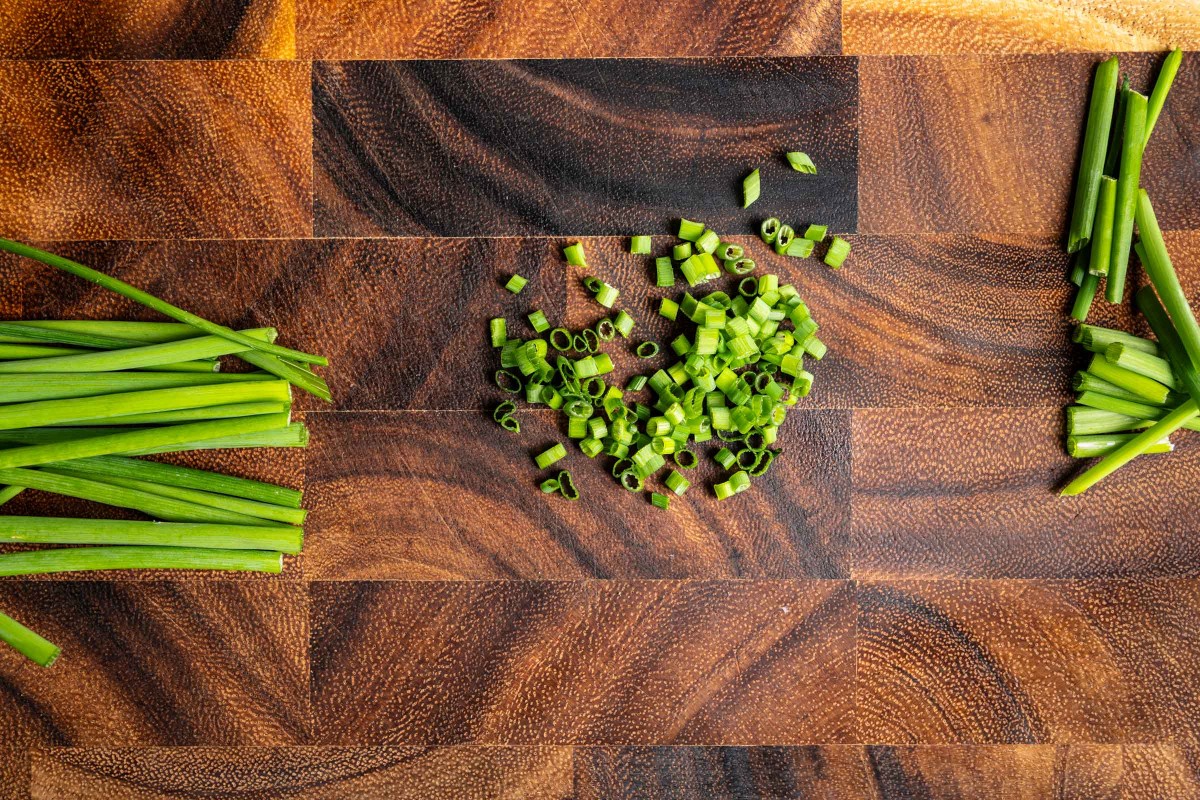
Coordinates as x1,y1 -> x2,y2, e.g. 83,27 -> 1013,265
1144,48 -> 1182,145
717,243 -> 744,261
656,256 -> 675,288
1072,269 -> 1101,324
624,375 -> 646,392
494,400 -> 517,422
714,447 -> 736,470
673,242 -> 693,261
564,242 -> 587,266
534,443 -> 567,469
495,369 -> 522,393
650,492 -> 671,510
490,318 -> 507,348
824,236 -> 851,269
528,310 -> 550,333
664,470 -> 690,496
619,470 -> 644,492
499,415 -> 521,433
549,328 -> 573,351
595,318 -> 617,341
583,277 -> 603,293
724,257 -> 755,276
1135,190 -> 1200,370
803,224 -> 827,241
785,238 -> 815,258
594,282 -> 619,309
581,328 -> 601,353
760,218 -> 781,244
659,298 -> 679,321
1074,324 -> 1158,355
1106,90 -> 1147,303
540,478 -> 561,493
749,448 -> 777,476
558,470 -> 579,500
713,480 -> 735,500
694,229 -> 721,256
636,341 -> 660,359
786,151 -> 816,174
0,611 -> 60,667
773,225 -> 795,255
630,236 -> 652,255
678,219 -> 706,242
1066,56 -> 1119,253
505,274 -> 527,294
743,169 -> 760,208
1106,343 -> 1177,389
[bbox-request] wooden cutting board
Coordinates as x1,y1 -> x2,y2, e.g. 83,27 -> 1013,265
0,1 -> 1198,797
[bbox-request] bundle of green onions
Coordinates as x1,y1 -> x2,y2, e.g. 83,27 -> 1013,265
1060,49 -> 1200,494
490,215 -> 829,507
0,239 -> 330,666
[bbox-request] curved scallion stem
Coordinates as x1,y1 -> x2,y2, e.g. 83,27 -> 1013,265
1067,56 -> 1119,253
0,611 -> 60,667
0,546 -> 283,577
1067,433 -> 1173,458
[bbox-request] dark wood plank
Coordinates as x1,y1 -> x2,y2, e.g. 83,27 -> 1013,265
31,746 -> 572,799
1122,745 -> 1200,800
857,580 -> 1200,744
0,751 -> 24,800
859,54 -> 1200,235
0,62 -> 311,240
0,0 -> 294,58
575,746 -> 871,799
298,0 -> 839,58
843,1 -> 1172,55
311,580 -> 856,745
0,582 -> 309,747
313,59 -> 858,237
303,409 -> 848,579
851,408 -> 1200,579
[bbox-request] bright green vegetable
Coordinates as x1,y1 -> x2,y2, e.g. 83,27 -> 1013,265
0,516 -> 302,553
630,236 -> 652,255
0,611 -> 59,667
0,546 -> 283,577
563,242 -> 587,266
505,274 -> 527,293
785,152 -> 816,174
742,169 -> 760,208
1106,90 -> 1146,303
535,443 -> 567,469
1067,56 -> 1119,253
1145,48 -> 1183,144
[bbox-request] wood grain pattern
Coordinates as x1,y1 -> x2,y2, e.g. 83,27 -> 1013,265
857,580 -> 1200,744
0,0 -> 294,59
298,0 -> 839,59
0,752 -> 24,800
311,580 -> 856,745
0,582 -> 309,748
852,408 -> 1200,579
303,410 -> 849,581
313,59 -> 858,237
0,62 -> 311,241
844,0 -> 1175,54
31,746 -> 572,799
859,53 -> 1200,235
1122,745 -> 1200,800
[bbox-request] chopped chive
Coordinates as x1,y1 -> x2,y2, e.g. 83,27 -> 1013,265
1067,56 -> 1119,253
0,546 -> 283,577
760,218 -> 780,244
717,243 -> 744,261
563,242 -> 587,266
673,242 -> 693,261
824,237 -> 851,269
785,238 -> 815,258
714,447 -> 736,469
650,492 -> 671,509
678,219 -> 705,242
803,224 -> 827,241
1106,90 -> 1147,303
659,298 -> 679,321
773,225 -> 795,255
540,478 -> 560,493
1087,177 -> 1117,276
490,318 -> 507,348
1087,354 -> 1171,404
614,310 -> 635,338
1144,48 -> 1183,145
595,318 -> 616,341
557,470 -> 579,500
654,256 -> 675,288
724,257 -> 755,275
0,611 -> 59,667
695,229 -> 721,255
785,151 -> 816,174
495,369 -> 522,393
534,443 -> 566,469
742,169 -> 760,208
664,470 -> 690,495
630,236 -> 652,255
593,282 -> 619,309
635,342 -> 660,359
505,274 -> 528,294
626,375 -> 648,392
528,310 -> 550,333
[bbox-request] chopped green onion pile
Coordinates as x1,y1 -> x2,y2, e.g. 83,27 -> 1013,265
0,240 -> 328,666
489,201 -> 834,505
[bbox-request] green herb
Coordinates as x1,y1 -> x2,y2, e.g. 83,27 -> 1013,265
742,169 -> 760,208
785,152 -> 817,174
630,236 -> 652,255
0,611 -> 59,667
824,237 -> 851,269
505,274 -> 527,294
0,546 -> 283,577
1145,48 -> 1183,144
1067,56 -> 1119,253
563,242 -> 587,266
1106,90 -> 1147,303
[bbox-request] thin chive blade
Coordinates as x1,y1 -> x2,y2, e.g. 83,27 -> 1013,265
1145,48 -> 1183,145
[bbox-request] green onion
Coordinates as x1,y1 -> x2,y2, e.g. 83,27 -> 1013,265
0,485 -> 23,506
1075,390 -> 1167,420
1087,177 -> 1117,276
0,413 -> 291,470
127,422 -> 309,454
1086,353 -> 1171,403
0,371 -> 274,404
626,375 -> 647,392
1067,56 -> 1119,253
563,242 -> 587,266
824,237 -> 851,269
1145,48 -> 1182,144
48,401 -> 291,427
1062,400 -> 1197,496
1067,434 -> 1172,458
1106,90 -> 1147,303
490,318 -> 507,348
673,242 -> 693,261
742,169 -> 760,208
1072,371 -> 1171,406
678,219 -> 705,242
535,443 -> 566,469
51,454 -> 301,507
1135,190 -> 1200,370
0,240 -> 326,368
593,282 -> 619,309
785,239 -> 815,258
0,320 -> 199,344
1074,324 -> 1159,355
540,478 -> 560,493
650,492 -> 670,509
803,224 -> 827,241
785,152 -> 816,174
0,546 -> 283,577
655,257 -> 675,288
773,225 -> 795,255
528,310 -> 550,333
636,342 -> 659,358
1137,286 -> 1200,401
630,236 -> 652,255
558,470 -> 579,500
695,229 -> 721,255
659,298 -> 679,321
0,611 -> 59,667
664,470 -> 690,495
1106,343 -> 1177,389
1071,271 -> 1101,323
760,218 -> 780,244
505,274 -> 527,294
714,447 -> 736,469
0,321 -> 145,350
614,310 -> 634,338
0,516 -> 301,552
1102,75 -> 1129,177
673,449 -> 698,469
1067,406 -> 1147,435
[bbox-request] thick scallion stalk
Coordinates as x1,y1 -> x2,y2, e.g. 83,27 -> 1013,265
0,546 -> 283,576
1106,343 -> 1177,389
1086,356 -> 1170,404
0,321 -> 144,349
1102,75 -> 1129,177
1068,433 -> 1172,458
1135,190 -> 1200,371
1145,48 -> 1183,144
0,381 -> 290,431
46,402 -> 290,427
0,328 -> 275,374
1067,56 -> 1119,253
1106,90 -> 1147,303
1071,272 -> 1101,323
1087,177 -> 1117,276
0,371 -> 274,404
237,349 -> 331,402
0,611 -> 59,667
0,320 -> 199,344
0,516 -> 302,553
0,412 -> 292,469
1137,286 -> 1200,402
0,485 -> 22,506
0,239 -> 326,366
1074,324 -> 1159,355
0,422 -> 309,453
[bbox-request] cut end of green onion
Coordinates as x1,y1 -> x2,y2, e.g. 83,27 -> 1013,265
743,169 -> 760,209
803,224 -> 827,241
824,237 -> 851,269
760,218 -> 781,245
528,310 -> 550,333
786,151 -> 817,174
534,443 -> 567,470
636,341 -> 660,359
563,242 -> 588,267
630,236 -> 652,255
650,492 -> 671,510
505,274 -> 528,294
678,219 -> 705,242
